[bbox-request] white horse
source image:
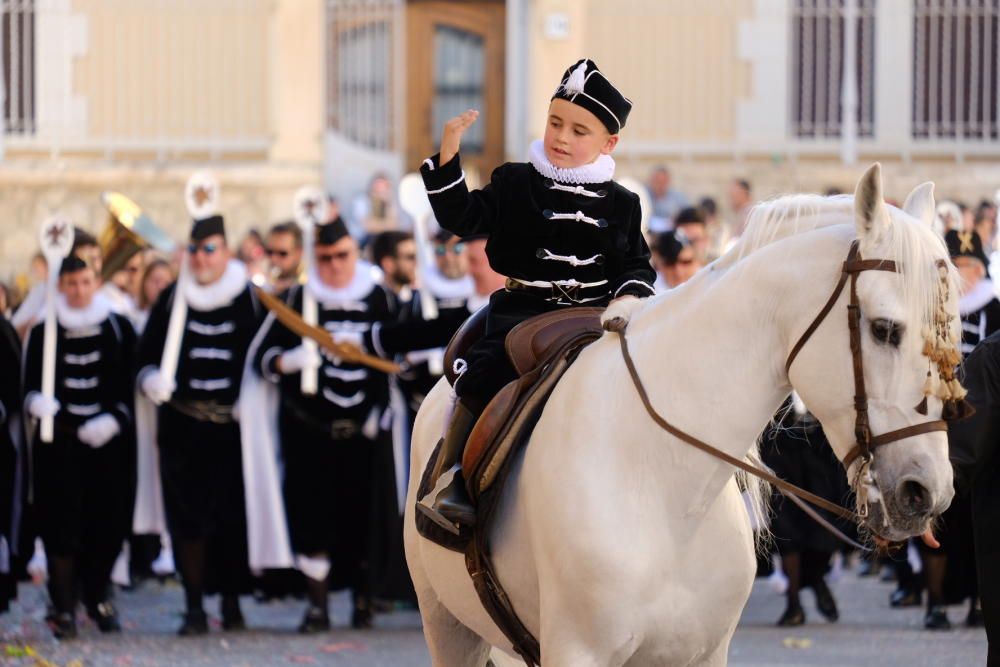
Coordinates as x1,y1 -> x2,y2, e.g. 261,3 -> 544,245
403,164 -> 958,666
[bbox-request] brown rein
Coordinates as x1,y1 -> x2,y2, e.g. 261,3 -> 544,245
614,241 -> 949,530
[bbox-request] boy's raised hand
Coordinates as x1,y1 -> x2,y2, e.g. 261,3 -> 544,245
440,110 -> 479,165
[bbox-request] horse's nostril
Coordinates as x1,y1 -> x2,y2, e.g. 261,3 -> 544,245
898,479 -> 932,517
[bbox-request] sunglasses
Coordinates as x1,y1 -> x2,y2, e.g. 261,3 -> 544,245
435,242 -> 466,256
266,248 -> 290,258
187,242 -> 219,256
316,250 -> 352,263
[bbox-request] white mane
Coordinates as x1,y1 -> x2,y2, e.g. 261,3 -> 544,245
716,192 -> 959,340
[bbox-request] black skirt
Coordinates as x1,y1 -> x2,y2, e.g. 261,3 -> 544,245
157,404 -> 250,594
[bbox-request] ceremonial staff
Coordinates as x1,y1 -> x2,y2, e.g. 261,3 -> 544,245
159,172 -> 219,403
399,173 -> 439,320
38,216 -> 74,442
292,186 -> 325,396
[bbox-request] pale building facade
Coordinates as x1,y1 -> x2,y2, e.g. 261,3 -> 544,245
1,0 -> 999,280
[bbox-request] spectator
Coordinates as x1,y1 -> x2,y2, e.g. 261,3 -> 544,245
653,229 -> 701,292
264,222 -> 304,294
351,173 -> 402,245
135,258 -> 174,334
647,166 -> 689,232
464,236 -> 505,310
371,231 -> 417,297
238,229 -> 268,286
728,178 -> 754,239
674,207 -> 710,263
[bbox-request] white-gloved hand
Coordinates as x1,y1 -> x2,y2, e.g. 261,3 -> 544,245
141,369 -> 175,406
279,345 -> 323,374
27,393 -> 60,419
77,413 -> 121,448
601,295 -> 645,332
331,330 -> 365,351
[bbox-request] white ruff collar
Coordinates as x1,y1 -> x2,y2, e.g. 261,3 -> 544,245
306,260 -> 376,305
421,265 -> 474,301
183,260 -> 248,311
960,278 -> 996,315
56,292 -> 112,330
528,139 -> 615,185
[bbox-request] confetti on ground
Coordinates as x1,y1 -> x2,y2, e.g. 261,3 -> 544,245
319,641 -> 367,653
782,636 -> 813,649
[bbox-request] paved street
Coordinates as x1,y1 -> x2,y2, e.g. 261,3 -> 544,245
0,565 -> 988,666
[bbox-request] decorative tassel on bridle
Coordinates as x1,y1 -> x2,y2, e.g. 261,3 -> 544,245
915,261 -> 975,420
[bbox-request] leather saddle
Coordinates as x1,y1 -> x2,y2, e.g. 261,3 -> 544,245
417,306 -> 604,551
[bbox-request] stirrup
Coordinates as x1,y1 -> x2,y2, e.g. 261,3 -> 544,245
417,467 -> 476,535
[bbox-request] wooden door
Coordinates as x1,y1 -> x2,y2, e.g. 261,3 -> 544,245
406,1 -> 505,180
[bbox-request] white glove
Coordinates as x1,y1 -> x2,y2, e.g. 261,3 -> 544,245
601,295 -> 645,332
141,369 -> 175,406
77,413 -> 121,449
27,393 -> 60,419
279,345 -> 322,374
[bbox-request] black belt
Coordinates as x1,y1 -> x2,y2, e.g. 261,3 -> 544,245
282,399 -> 361,440
167,399 -> 235,424
504,278 -> 607,305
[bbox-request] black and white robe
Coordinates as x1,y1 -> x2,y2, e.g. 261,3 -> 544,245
253,265 -> 411,598
136,260 -> 262,594
22,294 -> 136,604
0,316 -> 24,612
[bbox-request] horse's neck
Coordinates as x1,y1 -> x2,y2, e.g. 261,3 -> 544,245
623,233 -> 843,510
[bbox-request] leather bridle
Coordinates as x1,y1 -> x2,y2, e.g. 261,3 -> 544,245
784,240 -> 947,490
614,240 -> 949,526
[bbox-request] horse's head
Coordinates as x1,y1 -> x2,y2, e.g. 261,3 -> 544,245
789,164 -> 958,542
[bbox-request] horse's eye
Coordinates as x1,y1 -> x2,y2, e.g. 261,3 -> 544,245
871,318 -> 903,347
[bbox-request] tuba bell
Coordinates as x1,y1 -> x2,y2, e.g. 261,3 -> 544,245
99,191 -> 176,282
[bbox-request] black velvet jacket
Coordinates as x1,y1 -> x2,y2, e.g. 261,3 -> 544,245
419,152 -> 655,304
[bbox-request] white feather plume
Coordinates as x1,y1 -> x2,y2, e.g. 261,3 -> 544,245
185,171 -> 220,220
562,61 -> 588,95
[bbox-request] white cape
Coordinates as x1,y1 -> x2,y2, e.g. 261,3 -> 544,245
132,391 -> 166,534
238,311 -> 293,570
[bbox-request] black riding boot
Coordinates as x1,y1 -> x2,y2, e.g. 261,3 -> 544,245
417,400 -> 479,535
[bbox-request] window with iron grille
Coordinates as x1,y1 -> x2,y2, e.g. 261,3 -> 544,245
913,0 -> 999,140
791,0 -> 876,138
432,26 -> 485,154
326,0 -> 400,151
2,0 -> 34,136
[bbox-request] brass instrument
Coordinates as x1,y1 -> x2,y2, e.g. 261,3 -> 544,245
99,191 -> 176,281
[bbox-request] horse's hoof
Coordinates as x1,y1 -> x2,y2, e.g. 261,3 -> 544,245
776,605 -> 805,626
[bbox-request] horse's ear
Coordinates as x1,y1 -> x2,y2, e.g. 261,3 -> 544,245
902,182 -> 936,227
854,162 -> 889,241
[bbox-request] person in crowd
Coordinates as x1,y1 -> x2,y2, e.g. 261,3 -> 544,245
351,173 -> 402,244
415,58 -> 654,532
727,178 -> 754,239
647,165 -> 689,232
653,229 -> 701,292
23,255 -> 136,638
137,203 -> 263,636
0,313 -> 24,613
947,330 -> 1000,665
238,229 -> 268,286
918,229 -> 1000,631
371,231 -> 417,298
463,235 -> 505,311
264,222 -> 304,294
674,207 -> 711,263
253,217 -> 407,631
761,395 -> 847,627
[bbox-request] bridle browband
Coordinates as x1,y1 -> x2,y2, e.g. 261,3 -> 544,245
784,240 -> 947,475
614,239 -> 949,528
